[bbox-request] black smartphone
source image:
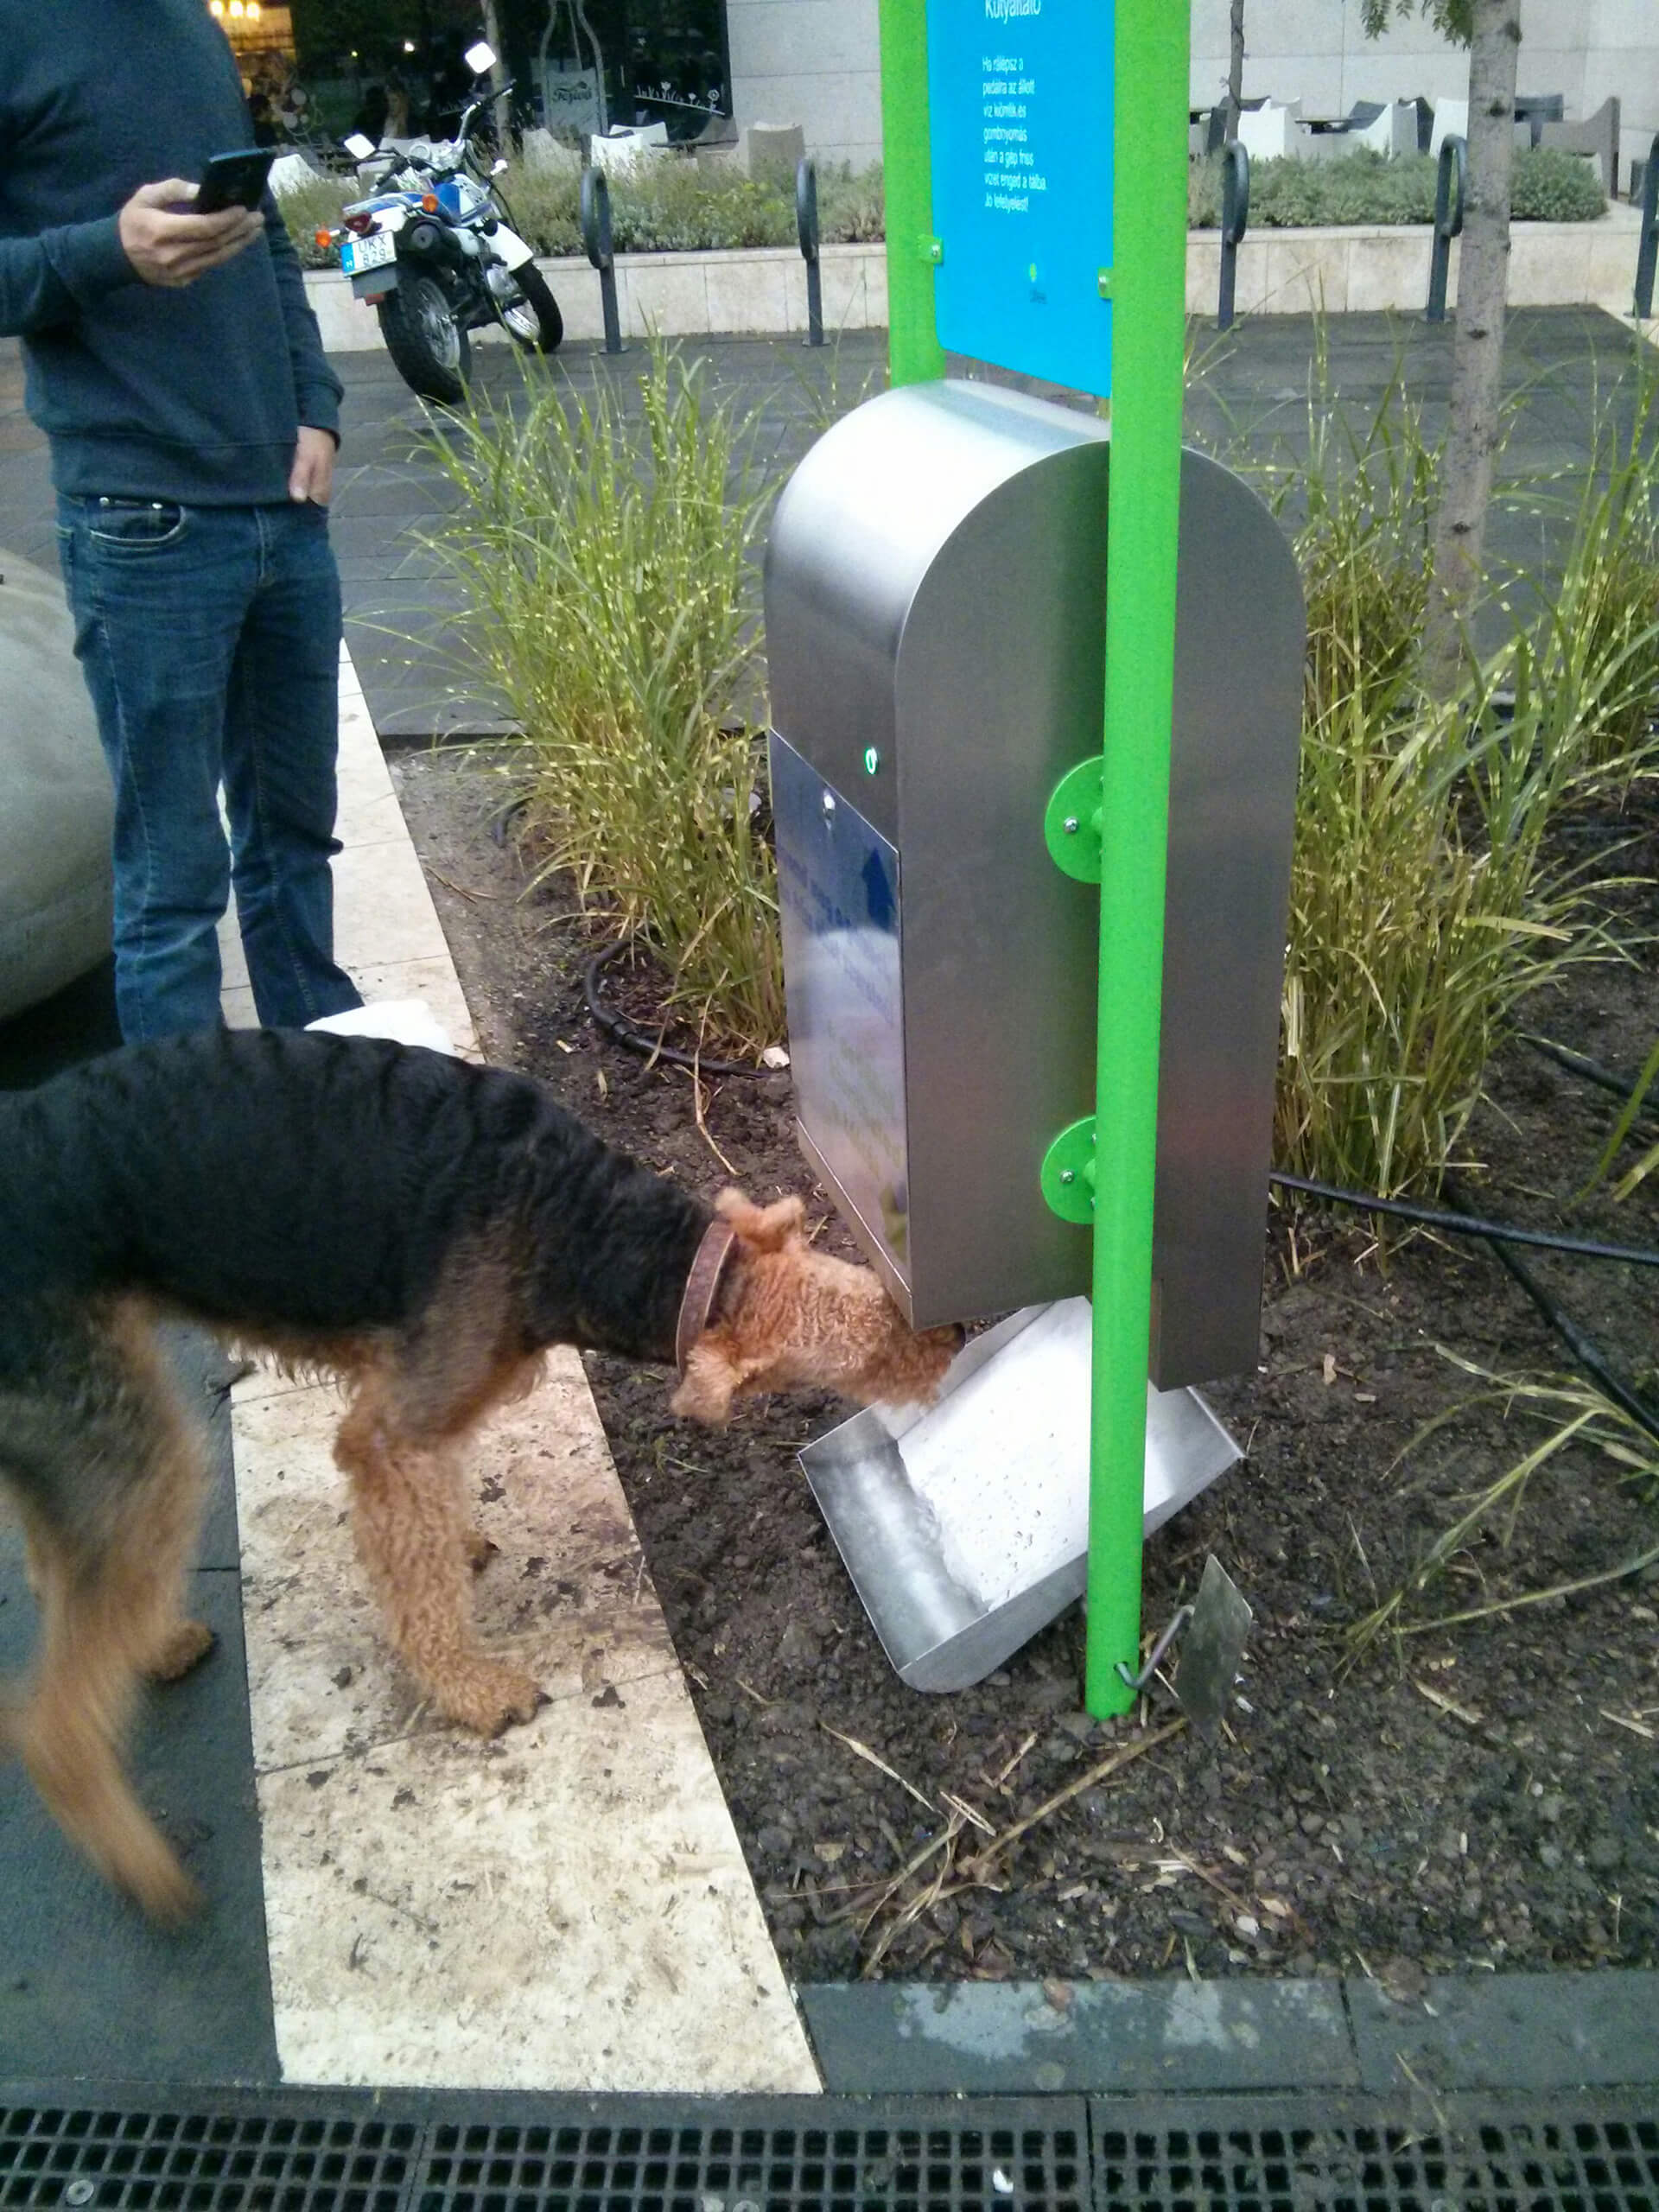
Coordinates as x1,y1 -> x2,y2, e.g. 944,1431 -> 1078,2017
194,148 -> 276,213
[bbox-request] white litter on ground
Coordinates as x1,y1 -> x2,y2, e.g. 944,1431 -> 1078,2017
308,999 -> 456,1056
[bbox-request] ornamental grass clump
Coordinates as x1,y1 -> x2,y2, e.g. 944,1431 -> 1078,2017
1523,367 -> 1659,780
1271,355 -> 1630,1199
1277,656 -> 1611,1199
423,344 -> 783,1052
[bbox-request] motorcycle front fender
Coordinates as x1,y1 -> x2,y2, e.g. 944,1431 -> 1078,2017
490,225 -> 537,272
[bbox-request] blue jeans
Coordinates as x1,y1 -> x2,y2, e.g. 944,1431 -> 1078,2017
56,494 -> 362,1041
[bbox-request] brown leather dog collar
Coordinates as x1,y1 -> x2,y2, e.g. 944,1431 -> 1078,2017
676,1217 -> 738,1376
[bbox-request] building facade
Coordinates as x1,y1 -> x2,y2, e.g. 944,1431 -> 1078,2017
728,0 -> 1659,184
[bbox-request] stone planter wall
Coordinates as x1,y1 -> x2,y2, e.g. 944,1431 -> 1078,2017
302,206 -> 1647,353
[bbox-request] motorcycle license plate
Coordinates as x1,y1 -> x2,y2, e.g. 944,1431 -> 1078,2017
340,232 -> 397,276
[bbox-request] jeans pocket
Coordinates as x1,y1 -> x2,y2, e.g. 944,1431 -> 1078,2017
86,499 -> 188,551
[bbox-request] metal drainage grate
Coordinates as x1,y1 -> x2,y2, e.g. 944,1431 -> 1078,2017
1090,2104 -> 1659,2212
3,2098 -> 1657,2212
414,2118 -> 1088,2212
0,2107 -> 417,2212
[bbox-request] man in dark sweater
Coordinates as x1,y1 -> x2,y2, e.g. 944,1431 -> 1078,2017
0,0 -> 363,1039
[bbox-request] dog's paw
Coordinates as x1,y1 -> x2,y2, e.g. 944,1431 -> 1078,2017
145,1620 -> 218,1683
440,1664 -> 547,1738
110,1821 -> 201,1925
461,1529 -> 499,1574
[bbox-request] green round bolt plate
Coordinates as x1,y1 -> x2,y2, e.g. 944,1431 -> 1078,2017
1040,1116 -> 1097,1224
1044,757 -> 1104,882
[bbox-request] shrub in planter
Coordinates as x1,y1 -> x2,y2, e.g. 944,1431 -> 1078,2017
1510,145 -> 1611,223
282,170 -> 356,267
291,137 -> 1599,265
1190,144 -> 1605,230
285,152 -> 887,264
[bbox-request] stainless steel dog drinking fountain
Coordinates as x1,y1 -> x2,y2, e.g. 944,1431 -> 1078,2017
765,379 -> 1304,1688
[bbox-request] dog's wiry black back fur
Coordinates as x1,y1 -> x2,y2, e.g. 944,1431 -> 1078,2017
0,1028 -> 710,1369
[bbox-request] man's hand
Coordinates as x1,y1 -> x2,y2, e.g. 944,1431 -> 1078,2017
289,425 -> 337,505
118,180 -> 264,288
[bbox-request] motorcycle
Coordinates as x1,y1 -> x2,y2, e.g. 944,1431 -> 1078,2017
321,48 -> 562,404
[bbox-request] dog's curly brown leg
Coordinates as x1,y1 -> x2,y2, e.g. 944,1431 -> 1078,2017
334,1385 -> 543,1736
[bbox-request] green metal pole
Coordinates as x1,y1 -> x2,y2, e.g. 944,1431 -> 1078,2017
1084,0 -> 1192,1717
875,0 -> 945,388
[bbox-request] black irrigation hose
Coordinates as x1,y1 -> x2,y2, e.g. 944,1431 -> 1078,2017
1268,1170 -> 1659,1270
582,941 -> 770,1080
1441,1173 -> 1659,1447
1484,1237 -> 1659,1446
1520,1031 -> 1659,1125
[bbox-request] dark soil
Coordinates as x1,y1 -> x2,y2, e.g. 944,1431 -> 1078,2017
396,742 -> 1659,1989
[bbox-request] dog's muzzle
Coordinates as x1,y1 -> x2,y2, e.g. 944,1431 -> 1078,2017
675,1218 -> 737,1376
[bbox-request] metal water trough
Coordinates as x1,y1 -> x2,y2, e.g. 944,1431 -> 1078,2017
800,1300 -> 1240,1692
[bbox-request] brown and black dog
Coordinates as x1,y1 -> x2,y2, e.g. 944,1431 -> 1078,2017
0,1027 -> 959,1918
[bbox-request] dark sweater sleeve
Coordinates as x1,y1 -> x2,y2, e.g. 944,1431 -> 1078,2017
262,193 -> 342,443
0,214 -> 138,336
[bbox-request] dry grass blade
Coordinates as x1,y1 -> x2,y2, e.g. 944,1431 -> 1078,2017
962,1719 -> 1187,1884
1599,1709 -> 1656,1741
820,1721 -> 936,1811
939,1789 -> 995,1836
987,1730 -> 1039,1789
685,1063 -> 737,1176
1412,1677 -> 1484,1726
846,1724 -> 1185,1973
856,1815 -> 969,1975
1159,1848 -> 1260,1924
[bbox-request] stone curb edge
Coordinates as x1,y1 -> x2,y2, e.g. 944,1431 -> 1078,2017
795,1967 -> 1659,2097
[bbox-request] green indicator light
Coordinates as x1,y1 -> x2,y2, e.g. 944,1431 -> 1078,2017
862,745 -> 880,775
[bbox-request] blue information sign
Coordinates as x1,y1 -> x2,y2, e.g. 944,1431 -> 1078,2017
925,0 -> 1114,396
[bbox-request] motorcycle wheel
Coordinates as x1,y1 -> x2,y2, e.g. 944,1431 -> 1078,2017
498,264 -> 563,354
377,274 -> 470,404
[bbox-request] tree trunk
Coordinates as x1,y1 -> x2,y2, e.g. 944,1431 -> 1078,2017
480,0 -> 512,148
1226,0 -> 1245,138
1422,0 -> 1520,692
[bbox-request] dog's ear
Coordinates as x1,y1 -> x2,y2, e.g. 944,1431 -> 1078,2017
671,1337 -> 750,1424
715,1188 -> 806,1251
